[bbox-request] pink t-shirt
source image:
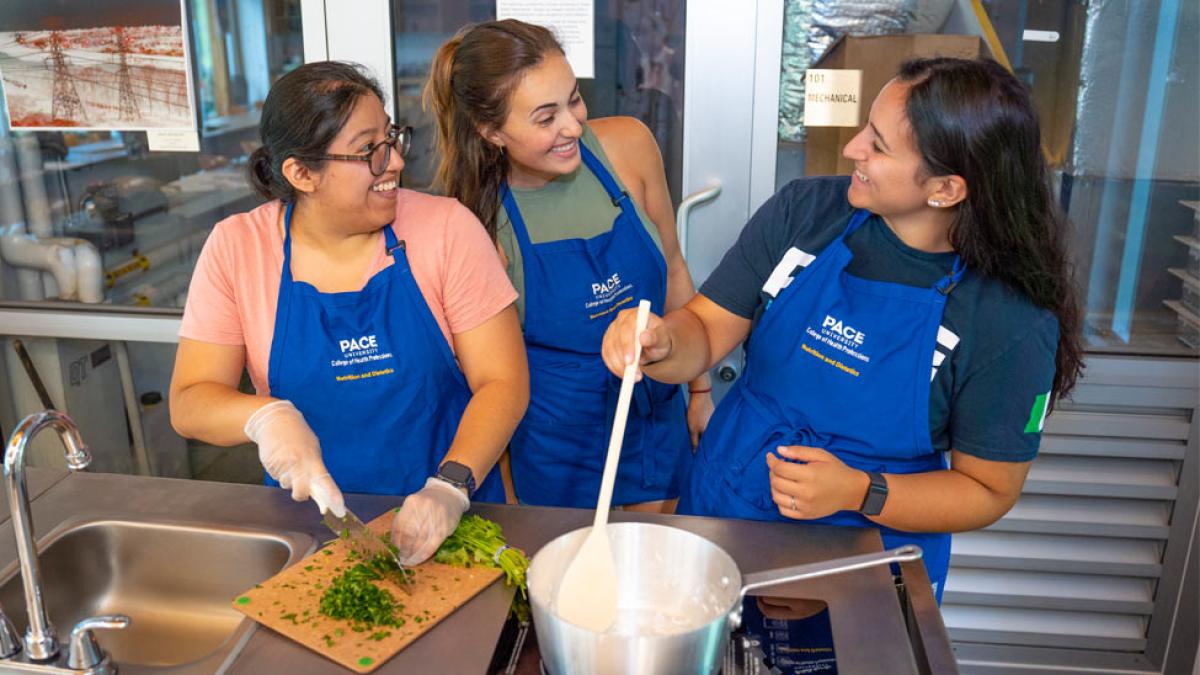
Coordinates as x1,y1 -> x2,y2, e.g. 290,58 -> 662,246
179,191 -> 517,395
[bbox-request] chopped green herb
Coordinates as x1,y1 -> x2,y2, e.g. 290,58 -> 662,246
322,634 -> 335,648
322,549 -> 334,556
235,596 -> 251,605
318,562 -> 404,629
358,657 -> 374,667
368,630 -> 391,641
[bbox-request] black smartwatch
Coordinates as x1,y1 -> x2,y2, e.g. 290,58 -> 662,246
859,471 -> 888,516
435,460 -> 477,499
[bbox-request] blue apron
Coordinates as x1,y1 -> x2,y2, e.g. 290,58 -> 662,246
739,599 -> 837,674
504,141 -> 689,507
680,209 -> 964,599
265,202 -> 504,501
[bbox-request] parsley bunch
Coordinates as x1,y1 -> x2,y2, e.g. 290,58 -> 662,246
434,515 -> 530,621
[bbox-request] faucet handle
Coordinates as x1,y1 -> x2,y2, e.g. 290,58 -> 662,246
67,614 -> 130,672
0,606 -> 19,658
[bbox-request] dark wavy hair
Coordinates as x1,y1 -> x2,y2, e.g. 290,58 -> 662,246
248,61 -> 384,202
423,20 -> 564,239
897,57 -> 1083,403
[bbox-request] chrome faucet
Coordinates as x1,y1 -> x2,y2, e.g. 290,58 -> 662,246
2,410 -> 130,673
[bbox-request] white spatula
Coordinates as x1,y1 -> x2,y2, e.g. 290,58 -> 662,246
554,299 -> 652,633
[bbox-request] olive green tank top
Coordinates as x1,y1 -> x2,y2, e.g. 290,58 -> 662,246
495,123 -> 663,324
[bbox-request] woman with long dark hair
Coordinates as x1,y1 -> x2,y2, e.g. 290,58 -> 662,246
425,20 -> 711,510
602,56 -> 1082,601
170,61 -> 528,565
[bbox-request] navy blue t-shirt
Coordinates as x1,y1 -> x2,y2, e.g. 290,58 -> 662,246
701,176 -> 1058,462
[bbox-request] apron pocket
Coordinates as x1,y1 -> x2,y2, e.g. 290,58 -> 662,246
510,418 -> 607,506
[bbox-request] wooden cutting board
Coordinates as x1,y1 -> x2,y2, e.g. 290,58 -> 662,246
232,511 -> 503,673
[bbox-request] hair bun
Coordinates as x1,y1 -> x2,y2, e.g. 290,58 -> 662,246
247,145 -> 279,200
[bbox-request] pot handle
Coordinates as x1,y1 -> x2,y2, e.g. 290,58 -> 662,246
727,545 -> 923,631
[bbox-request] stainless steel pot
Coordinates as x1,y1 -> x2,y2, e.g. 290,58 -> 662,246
528,522 -> 921,675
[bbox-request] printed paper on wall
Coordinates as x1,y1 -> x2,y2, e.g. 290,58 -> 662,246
0,0 -> 197,131
497,0 -> 594,78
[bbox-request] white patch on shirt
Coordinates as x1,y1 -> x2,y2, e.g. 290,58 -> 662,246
931,326 -> 961,382
762,247 -> 816,298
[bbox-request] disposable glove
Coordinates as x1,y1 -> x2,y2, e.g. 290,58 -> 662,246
391,476 -> 470,566
243,400 -> 346,517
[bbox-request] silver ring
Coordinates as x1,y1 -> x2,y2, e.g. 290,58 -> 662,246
789,495 -> 797,510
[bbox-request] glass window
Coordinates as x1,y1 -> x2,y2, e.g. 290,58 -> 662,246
391,0 -> 687,204
771,0 -> 1199,356
0,334 -> 262,482
0,0 -> 302,310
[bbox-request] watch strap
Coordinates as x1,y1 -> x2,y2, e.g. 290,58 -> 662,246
859,471 -> 888,516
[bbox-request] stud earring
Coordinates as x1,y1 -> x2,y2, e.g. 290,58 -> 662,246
927,199 -> 943,207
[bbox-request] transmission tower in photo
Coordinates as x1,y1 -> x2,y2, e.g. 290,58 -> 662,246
47,31 -> 86,123
113,27 -> 141,122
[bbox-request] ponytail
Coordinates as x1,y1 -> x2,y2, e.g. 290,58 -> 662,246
423,20 -> 563,240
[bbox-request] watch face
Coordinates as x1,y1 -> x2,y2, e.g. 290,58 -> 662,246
439,461 -> 471,485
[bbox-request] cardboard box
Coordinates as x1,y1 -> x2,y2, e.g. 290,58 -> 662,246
805,34 -> 985,177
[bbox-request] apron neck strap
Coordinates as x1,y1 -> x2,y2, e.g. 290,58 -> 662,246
936,255 -> 966,295
845,208 -> 967,295
500,181 -> 536,251
579,141 -> 632,209
842,208 -> 873,237
499,138 -> 634,250
282,201 -> 404,266
282,201 -> 296,268
382,223 -> 405,261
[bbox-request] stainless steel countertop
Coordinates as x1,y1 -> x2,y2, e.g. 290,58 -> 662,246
4,469 -> 955,674
0,469 -> 69,523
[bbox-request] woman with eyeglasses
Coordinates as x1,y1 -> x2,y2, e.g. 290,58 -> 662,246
424,20 -> 711,511
170,61 -> 528,565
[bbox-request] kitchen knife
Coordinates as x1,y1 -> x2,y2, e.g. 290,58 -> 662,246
322,508 -> 413,592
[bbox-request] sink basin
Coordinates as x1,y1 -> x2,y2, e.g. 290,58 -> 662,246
0,518 -> 314,674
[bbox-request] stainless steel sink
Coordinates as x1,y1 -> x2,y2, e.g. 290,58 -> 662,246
0,518 -> 314,674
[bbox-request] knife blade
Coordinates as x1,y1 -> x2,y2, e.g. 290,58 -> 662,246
322,508 -> 413,592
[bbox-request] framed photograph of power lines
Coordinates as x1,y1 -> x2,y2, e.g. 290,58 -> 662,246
0,0 -> 196,131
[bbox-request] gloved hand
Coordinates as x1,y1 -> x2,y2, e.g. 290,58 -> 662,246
391,477 -> 470,566
244,400 -> 346,517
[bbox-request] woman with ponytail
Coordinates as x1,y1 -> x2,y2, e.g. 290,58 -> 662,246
170,61 -> 528,566
602,56 -> 1083,613
426,19 -> 710,510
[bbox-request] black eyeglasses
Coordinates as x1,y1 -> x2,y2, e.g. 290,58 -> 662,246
298,124 -> 412,176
